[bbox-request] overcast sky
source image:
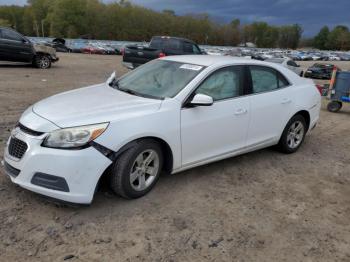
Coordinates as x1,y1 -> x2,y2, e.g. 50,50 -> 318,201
1,0 -> 349,36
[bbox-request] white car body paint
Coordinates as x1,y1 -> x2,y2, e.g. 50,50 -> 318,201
2,55 -> 321,204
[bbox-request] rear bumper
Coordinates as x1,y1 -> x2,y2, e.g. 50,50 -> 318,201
2,128 -> 112,204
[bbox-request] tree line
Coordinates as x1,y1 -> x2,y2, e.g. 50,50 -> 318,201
0,0 -> 346,50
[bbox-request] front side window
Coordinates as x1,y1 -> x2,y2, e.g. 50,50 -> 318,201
249,66 -> 289,94
1,29 -> 23,41
195,66 -> 243,101
116,60 -> 204,99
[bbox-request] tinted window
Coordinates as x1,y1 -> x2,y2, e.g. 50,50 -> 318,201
1,29 -> 23,41
150,37 -> 162,49
195,66 -> 243,101
183,42 -> 193,53
250,66 -> 289,93
166,39 -> 182,50
192,45 -> 201,54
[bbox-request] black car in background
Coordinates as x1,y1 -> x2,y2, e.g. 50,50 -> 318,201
45,38 -> 72,52
123,36 -> 204,69
304,63 -> 337,79
0,27 -> 59,69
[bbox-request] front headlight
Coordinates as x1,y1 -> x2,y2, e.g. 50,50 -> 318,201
42,123 -> 109,149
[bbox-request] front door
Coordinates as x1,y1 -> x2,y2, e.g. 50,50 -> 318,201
181,66 -> 250,167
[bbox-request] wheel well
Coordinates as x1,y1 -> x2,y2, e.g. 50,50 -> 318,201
137,137 -> 173,174
95,137 -> 174,195
294,110 -> 310,130
35,52 -> 50,58
111,137 -> 173,174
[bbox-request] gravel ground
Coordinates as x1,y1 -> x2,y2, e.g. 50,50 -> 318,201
0,54 -> 349,262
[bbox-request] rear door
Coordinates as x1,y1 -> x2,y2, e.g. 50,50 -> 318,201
0,28 -> 33,62
246,65 -> 295,147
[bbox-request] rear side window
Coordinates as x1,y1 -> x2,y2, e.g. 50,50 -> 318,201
1,28 -> 23,41
166,39 -> 182,50
183,42 -> 193,53
150,37 -> 162,49
249,66 -> 289,94
195,66 -> 243,101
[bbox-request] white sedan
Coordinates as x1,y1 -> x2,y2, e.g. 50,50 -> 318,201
2,55 -> 321,204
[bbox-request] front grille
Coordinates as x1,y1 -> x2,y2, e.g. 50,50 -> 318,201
8,137 -> 28,159
17,123 -> 44,136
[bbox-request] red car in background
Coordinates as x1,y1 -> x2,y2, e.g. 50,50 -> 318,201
81,45 -> 105,54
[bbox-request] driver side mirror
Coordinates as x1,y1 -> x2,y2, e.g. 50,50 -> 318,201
189,94 -> 213,106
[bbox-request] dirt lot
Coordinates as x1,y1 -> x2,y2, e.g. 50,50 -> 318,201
0,54 -> 349,262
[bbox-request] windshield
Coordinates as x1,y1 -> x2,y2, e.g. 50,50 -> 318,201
115,60 -> 204,99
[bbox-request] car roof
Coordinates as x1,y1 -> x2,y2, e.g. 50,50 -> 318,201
162,55 -> 260,67
152,36 -> 195,44
162,55 -> 306,85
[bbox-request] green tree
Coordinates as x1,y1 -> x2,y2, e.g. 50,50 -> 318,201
313,26 -> 330,50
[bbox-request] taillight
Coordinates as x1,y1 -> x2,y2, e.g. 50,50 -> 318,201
315,84 -> 323,95
159,52 -> 166,58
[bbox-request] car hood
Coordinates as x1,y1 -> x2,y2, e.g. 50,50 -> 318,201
32,83 -> 162,128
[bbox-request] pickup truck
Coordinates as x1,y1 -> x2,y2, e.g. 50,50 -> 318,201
122,36 -> 203,69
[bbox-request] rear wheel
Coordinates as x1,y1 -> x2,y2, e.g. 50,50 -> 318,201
110,140 -> 163,199
33,54 -> 51,69
327,101 -> 342,113
278,115 -> 307,154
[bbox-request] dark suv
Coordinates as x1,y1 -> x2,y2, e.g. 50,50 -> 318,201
0,27 -> 59,69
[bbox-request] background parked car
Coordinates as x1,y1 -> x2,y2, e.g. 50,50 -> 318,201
44,38 -> 72,52
123,36 -> 204,68
304,63 -> 337,79
0,27 -> 59,69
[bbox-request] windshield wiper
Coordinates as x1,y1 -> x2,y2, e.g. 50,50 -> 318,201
118,87 -> 164,100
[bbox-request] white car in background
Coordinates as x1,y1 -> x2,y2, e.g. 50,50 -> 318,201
265,57 -> 304,76
2,56 -> 321,204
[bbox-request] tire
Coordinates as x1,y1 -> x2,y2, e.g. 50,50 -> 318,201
300,71 -> 304,77
33,54 -> 51,69
327,101 -> 342,113
110,139 -> 163,199
278,115 -> 307,154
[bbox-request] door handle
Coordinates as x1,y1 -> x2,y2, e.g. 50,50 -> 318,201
234,108 -> 248,115
281,98 -> 292,104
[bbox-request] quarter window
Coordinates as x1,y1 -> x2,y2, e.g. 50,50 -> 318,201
195,66 -> 243,101
249,66 -> 289,94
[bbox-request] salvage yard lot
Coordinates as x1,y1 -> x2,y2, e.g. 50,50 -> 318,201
0,54 -> 349,261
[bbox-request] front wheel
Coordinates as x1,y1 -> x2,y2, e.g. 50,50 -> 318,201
33,54 -> 51,69
278,115 -> 307,154
327,101 -> 342,113
110,140 -> 163,199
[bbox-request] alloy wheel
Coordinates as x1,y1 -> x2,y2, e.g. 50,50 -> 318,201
287,120 -> 305,149
129,149 -> 160,191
